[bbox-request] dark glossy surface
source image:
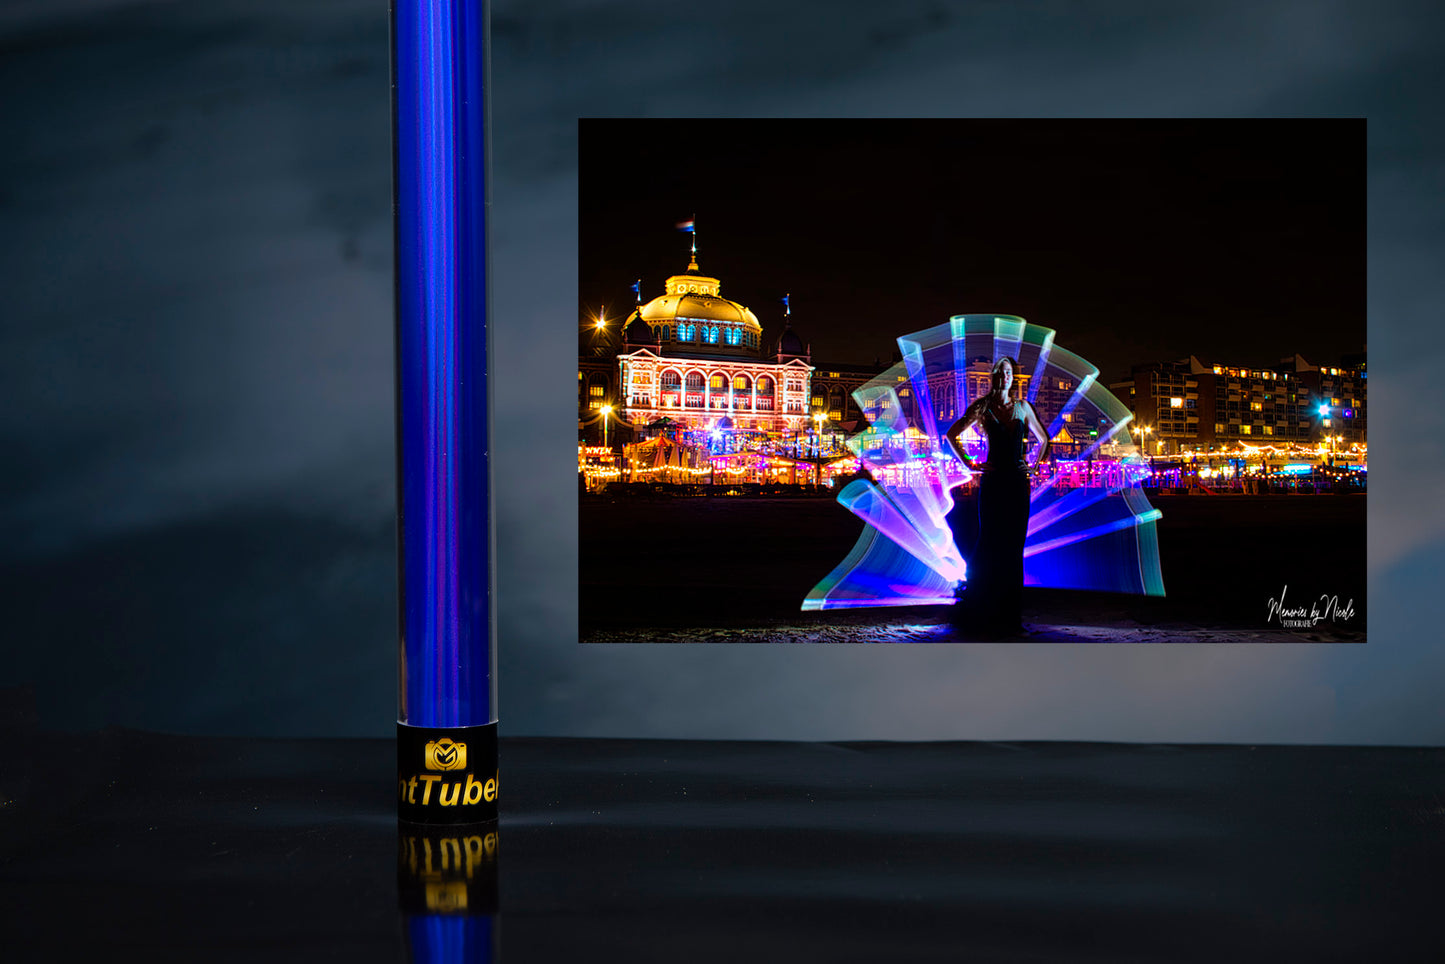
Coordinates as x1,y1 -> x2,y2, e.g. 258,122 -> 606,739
394,0 -> 494,728
1,731 -> 1440,961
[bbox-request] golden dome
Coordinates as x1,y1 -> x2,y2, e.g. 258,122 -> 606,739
636,293 -> 761,328
630,263 -> 762,332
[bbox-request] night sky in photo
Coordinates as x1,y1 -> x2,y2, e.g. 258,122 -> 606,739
581,119 -> 1365,382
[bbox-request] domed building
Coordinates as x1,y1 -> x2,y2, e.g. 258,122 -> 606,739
629,257 -> 763,352
610,255 -> 815,435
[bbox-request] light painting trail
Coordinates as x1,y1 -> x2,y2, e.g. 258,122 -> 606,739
804,315 -> 1166,611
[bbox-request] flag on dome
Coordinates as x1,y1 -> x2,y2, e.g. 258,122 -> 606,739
675,219 -> 695,232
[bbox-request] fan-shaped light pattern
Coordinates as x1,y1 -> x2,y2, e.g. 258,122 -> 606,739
803,315 -> 1165,611
802,483 -> 960,610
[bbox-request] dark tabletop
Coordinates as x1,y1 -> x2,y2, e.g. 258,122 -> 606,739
1,730 -> 1441,962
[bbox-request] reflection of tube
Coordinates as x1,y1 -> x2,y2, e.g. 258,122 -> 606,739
406,918 -> 497,964
393,0 -> 498,825
398,826 -> 499,962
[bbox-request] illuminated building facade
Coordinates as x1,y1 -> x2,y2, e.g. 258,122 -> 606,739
810,362 -> 888,427
1109,352 -> 1367,455
588,255 -> 816,438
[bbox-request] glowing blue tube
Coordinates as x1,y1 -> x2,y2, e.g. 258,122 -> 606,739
394,0 -> 497,824
408,916 -> 496,964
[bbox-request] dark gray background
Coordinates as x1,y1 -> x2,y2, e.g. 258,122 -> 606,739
2,0 -> 1439,742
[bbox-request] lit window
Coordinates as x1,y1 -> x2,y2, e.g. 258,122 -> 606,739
1263,426 -> 1273,435
1062,413 -> 1072,422
1170,397 -> 1183,408
1251,402 -> 1262,412
1240,425 -> 1252,435
710,374 -> 726,390
590,385 -> 605,397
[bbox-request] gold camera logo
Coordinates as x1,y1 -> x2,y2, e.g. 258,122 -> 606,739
425,881 -> 468,913
424,738 -> 467,771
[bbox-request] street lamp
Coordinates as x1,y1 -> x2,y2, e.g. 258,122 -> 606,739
1315,402 -> 1344,470
1132,424 -> 1153,479
810,413 -> 828,485
600,403 -> 613,450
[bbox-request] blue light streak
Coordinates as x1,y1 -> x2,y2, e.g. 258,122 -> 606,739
395,0 -> 494,727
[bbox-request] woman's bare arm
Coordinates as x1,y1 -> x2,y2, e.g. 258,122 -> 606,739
1023,401 -> 1051,466
946,401 -> 985,467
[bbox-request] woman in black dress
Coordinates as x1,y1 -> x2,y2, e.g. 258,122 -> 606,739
943,357 -> 1051,634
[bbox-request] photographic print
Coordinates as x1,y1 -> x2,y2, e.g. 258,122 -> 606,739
579,119 -> 1365,644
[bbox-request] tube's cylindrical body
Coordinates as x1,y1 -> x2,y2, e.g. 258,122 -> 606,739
393,0 -> 497,825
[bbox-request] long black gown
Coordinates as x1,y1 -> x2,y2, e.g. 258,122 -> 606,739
951,399 -> 1030,631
